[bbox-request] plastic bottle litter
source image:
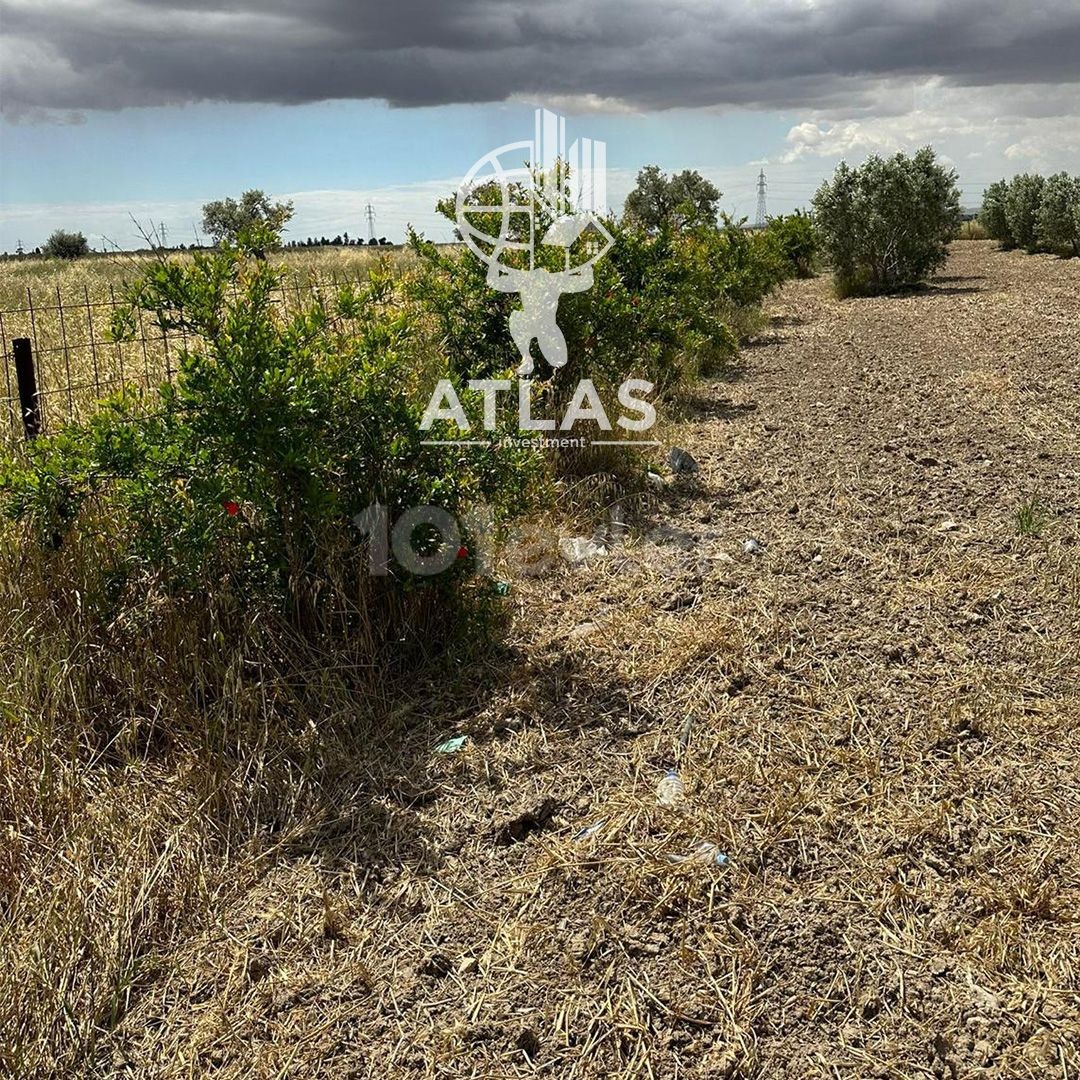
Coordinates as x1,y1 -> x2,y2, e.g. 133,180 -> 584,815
559,535 -> 607,565
665,840 -> 729,867
656,769 -> 686,808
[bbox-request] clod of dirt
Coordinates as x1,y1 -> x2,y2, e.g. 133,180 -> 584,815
245,953 -> 273,984
494,797 -> 559,845
419,952 -> 454,979
726,673 -> 752,696
516,1028 -> 541,1060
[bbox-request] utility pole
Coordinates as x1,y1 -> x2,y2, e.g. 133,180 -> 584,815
365,203 -> 376,242
159,222 -> 168,249
755,169 -> 767,227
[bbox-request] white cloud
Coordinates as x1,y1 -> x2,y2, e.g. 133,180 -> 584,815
773,80 -> 1080,192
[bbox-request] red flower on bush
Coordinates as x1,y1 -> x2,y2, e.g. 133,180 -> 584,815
223,500 -> 239,517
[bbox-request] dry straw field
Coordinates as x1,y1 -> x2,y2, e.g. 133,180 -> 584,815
2,240 -> 1079,1078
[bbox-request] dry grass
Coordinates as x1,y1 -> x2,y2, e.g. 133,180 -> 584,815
956,221 -> 989,240
2,241 -> 1080,1078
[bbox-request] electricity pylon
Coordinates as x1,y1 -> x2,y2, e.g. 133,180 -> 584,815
755,169 -> 767,227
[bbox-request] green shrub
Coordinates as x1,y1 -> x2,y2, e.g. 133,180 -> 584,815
1004,173 -> 1046,253
1037,172 -> 1080,257
42,229 -> 90,260
409,184 -> 762,405
765,211 -> 819,277
406,169 -> 803,482
980,180 -> 1013,247
812,148 -> 961,296
0,227 -> 543,635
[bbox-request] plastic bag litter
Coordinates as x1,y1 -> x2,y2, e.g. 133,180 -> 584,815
433,735 -> 469,754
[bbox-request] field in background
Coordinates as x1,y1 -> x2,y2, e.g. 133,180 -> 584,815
0,246 -> 415,444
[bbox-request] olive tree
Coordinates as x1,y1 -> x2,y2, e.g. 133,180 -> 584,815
1003,174 -> 1045,253
1037,173 -> 1080,257
623,166 -> 721,231
979,180 -> 1013,247
200,189 -> 294,255
812,148 -> 961,296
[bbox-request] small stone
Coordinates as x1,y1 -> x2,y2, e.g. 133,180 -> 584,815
743,538 -> 765,555
608,502 -> 629,543
970,986 -> 1000,1013
456,956 -> 479,975
938,519 -> 960,532
646,471 -> 666,490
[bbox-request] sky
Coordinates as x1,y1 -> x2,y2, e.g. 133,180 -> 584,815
1,0 -> 1079,251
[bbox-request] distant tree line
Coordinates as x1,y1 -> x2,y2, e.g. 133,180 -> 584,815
4,188 -> 402,258
283,236 -> 396,248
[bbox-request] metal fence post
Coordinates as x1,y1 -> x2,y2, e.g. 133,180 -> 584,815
13,337 -> 42,439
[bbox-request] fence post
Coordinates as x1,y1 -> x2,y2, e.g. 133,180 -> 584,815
13,338 -> 41,439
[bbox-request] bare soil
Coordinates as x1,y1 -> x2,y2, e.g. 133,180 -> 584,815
108,241 -> 1080,1078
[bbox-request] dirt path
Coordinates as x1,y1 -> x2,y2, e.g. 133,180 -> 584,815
113,242 -> 1080,1079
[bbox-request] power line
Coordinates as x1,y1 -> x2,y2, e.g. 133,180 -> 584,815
365,202 -> 376,242
755,169 -> 768,227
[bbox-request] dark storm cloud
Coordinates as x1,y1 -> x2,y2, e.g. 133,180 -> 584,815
2,0 -> 1079,116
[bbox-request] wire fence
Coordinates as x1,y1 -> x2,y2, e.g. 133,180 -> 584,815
0,273 -> 366,448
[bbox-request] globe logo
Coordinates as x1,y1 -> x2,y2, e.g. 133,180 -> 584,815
456,109 -> 614,376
